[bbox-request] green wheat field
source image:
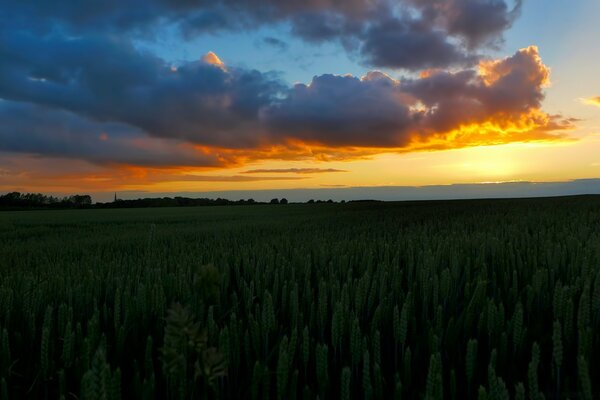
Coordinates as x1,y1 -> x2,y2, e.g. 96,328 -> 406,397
1,196 -> 599,399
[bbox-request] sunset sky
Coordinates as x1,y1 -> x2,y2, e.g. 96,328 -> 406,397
1,0 -> 599,201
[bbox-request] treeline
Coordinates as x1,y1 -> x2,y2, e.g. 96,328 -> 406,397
97,197 -> 268,208
96,197 -> 348,208
0,192 -> 357,210
0,192 -> 92,209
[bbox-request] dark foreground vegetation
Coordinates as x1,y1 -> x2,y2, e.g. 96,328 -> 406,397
0,196 -> 599,399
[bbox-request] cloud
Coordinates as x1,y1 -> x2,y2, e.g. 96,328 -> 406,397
1,1 -> 379,35
201,51 -> 227,69
267,47 -> 570,148
173,174 -> 306,182
0,32 -> 284,148
2,0 -> 523,70
402,45 -> 553,133
243,168 -> 347,174
410,0 -> 523,48
266,72 -> 415,147
262,37 -> 289,51
0,0 -> 573,168
359,17 -> 476,70
0,101 -> 224,167
0,40 -> 571,168
0,154 -> 305,193
581,97 -> 600,108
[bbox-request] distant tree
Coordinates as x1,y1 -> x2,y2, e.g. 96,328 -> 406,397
307,199 -> 315,204
270,198 -> 279,204
280,198 -> 288,204
0,192 -> 22,205
4,192 -> 21,202
326,199 -> 334,203
0,191 -> 65,208
67,195 -> 92,207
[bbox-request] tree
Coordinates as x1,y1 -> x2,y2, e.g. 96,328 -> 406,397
270,198 -> 279,204
280,198 -> 288,204
67,195 -> 92,207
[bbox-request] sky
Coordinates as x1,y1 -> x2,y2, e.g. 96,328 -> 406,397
1,0 -> 599,202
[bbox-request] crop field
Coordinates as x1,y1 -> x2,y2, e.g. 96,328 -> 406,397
1,197 -> 600,399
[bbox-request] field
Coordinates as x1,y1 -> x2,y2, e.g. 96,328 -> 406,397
1,197 -> 599,399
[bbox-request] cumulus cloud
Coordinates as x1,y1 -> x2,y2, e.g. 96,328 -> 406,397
0,40 -> 571,168
266,73 -> 416,147
0,0 -> 577,192
267,47 -> 570,148
0,0 -> 572,170
0,31 -> 283,148
402,45 -> 552,134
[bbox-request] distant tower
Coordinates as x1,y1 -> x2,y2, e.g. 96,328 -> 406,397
114,192 -> 118,202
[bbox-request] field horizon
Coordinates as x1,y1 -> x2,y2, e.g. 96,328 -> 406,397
1,196 -> 599,398
5,177 -> 600,206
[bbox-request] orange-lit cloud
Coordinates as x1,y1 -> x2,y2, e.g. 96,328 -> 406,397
243,168 -> 346,174
479,46 -> 550,87
0,44 -> 575,192
1,0 -> 589,197
266,47 -> 571,152
201,51 -> 227,70
405,111 -> 574,153
0,155 -> 308,193
2,40 -> 569,161
581,97 -> 600,107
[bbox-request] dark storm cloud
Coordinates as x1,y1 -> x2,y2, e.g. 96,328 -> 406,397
286,10 -> 476,70
289,11 -> 365,43
0,101 -> 222,167
0,30 -> 284,148
359,17 -> 476,70
410,0 -> 523,48
265,72 -> 416,147
1,0 -> 379,33
1,0 -> 522,70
